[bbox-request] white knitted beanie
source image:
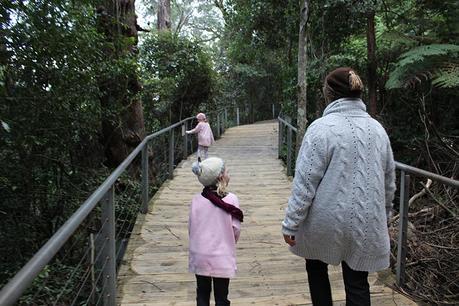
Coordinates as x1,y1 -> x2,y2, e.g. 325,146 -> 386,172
191,157 -> 225,186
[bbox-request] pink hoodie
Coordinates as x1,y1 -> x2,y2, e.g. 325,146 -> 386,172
188,122 -> 214,147
188,192 -> 241,278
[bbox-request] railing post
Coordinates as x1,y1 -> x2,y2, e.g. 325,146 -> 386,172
396,171 -> 410,287
287,126 -> 293,176
236,107 -> 240,126
169,129 -> 174,179
101,186 -> 116,306
182,123 -> 187,160
216,114 -> 221,138
141,143 -> 149,214
221,111 -> 225,134
272,104 -> 275,119
278,120 -> 283,159
187,120 -> 193,154
224,108 -> 228,128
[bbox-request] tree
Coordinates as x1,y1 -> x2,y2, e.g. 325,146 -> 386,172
157,0 -> 171,30
140,32 -> 217,126
366,9 -> 377,116
296,0 -> 309,153
97,0 -> 146,167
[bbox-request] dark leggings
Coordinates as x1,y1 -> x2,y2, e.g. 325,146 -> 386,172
305,259 -> 370,306
196,274 -> 230,306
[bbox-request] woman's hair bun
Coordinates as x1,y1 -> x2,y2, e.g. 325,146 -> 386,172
191,161 -> 202,176
349,70 -> 363,91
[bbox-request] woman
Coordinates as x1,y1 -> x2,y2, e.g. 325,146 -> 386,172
281,67 -> 396,306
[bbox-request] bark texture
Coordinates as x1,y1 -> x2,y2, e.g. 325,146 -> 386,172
157,0 -> 171,30
97,0 -> 146,167
296,0 -> 309,155
367,10 -> 377,117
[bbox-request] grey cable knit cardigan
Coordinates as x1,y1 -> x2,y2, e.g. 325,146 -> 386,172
282,98 -> 396,272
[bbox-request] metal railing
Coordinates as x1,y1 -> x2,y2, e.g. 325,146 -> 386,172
277,116 -> 459,288
0,106 -> 248,306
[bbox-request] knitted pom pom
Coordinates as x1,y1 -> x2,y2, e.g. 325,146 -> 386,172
191,162 -> 202,176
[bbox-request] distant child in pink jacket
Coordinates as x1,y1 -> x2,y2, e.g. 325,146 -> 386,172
186,113 -> 214,160
189,157 -> 243,306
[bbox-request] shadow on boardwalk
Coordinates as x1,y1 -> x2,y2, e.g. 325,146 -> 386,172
118,121 -> 416,306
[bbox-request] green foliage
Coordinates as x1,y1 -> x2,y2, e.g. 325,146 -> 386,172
432,65 -> 459,88
1,0 -> 458,304
219,0 -> 299,120
139,31 -> 217,129
0,0 -> 140,297
386,44 -> 459,89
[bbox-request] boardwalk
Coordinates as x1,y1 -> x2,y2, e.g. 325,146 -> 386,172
118,121 -> 415,306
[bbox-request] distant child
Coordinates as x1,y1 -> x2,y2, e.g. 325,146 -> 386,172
186,113 -> 214,160
189,157 -> 243,306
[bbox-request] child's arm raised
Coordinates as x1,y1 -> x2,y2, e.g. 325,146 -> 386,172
186,122 -> 203,134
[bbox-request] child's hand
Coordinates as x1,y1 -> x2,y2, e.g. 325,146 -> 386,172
283,234 -> 296,246
185,130 -> 191,134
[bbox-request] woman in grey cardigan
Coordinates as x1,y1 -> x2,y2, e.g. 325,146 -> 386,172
282,67 -> 396,306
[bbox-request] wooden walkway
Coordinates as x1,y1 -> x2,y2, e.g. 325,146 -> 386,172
118,121 -> 416,305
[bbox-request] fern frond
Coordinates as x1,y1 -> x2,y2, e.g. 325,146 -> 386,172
386,44 -> 459,89
379,31 -> 418,49
432,64 -> 459,88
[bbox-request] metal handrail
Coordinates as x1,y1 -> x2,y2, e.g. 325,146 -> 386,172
395,161 -> 459,188
277,115 -> 458,288
0,106 -> 245,306
278,116 -> 298,133
146,116 -> 194,141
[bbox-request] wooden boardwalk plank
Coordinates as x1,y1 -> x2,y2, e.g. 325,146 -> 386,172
118,121 -> 415,306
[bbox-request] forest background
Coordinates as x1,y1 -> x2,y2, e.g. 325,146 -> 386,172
1,0 -> 458,304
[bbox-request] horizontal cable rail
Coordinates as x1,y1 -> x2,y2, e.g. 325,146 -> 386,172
0,104 -> 264,306
277,115 -> 458,288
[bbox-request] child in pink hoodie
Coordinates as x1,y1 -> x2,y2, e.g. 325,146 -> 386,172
189,157 -> 243,306
186,113 -> 214,160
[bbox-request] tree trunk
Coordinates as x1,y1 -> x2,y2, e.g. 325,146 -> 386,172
366,10 -> 377,117
296,0 -> 309,156
97,0 -> 146,167
157,0 -> 171,30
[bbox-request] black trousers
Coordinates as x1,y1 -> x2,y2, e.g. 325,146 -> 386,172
196,274 -> 230,306
305,259 -> 370,306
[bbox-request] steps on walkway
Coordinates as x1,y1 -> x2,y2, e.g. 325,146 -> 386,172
117,121 -> 415,306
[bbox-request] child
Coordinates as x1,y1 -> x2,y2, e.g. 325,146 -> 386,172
189,157 -> 243,306
186,113 -> 214,160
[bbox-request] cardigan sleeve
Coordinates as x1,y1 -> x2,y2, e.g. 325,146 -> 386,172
384,139 -> 396,222
282,123 -> 330,236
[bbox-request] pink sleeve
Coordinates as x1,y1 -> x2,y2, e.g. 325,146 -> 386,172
188,122 -> 203,134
